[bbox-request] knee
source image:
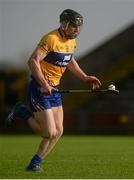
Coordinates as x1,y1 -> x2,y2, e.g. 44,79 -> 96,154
41,130 -> 57,139
41,128 -> 63,140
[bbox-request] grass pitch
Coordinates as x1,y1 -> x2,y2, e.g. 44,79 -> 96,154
0,135 -> 134,179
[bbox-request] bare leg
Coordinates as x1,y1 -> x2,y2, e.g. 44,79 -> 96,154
26,106 -> 63,172
41,106 -> 63,158
34,109 -> 57,158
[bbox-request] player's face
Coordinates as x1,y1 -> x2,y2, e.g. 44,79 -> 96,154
64,24 -> 81,39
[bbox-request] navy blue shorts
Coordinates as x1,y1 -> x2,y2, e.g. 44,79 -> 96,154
27,80 -> 62,111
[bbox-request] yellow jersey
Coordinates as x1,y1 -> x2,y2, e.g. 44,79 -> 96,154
38,29 -> 76,86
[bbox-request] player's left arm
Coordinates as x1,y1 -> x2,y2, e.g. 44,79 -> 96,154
67,57 -> 101,90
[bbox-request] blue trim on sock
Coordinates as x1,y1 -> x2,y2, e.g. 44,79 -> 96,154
27,154 -> 43,169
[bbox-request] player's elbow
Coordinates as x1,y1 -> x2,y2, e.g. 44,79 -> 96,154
27,57 -> 37,70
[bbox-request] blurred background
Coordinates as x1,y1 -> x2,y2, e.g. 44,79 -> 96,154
0,0 -> 134,135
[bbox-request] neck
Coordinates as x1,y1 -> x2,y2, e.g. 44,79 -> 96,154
58,27 -> 66,38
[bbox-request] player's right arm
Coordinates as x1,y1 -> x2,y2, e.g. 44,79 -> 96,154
27,47 -> 53,94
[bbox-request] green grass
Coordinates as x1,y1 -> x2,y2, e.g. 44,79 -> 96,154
0,135 -> 134,179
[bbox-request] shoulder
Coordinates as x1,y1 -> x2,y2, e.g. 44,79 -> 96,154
40,29 -> 58,43
38,29 -> 58,52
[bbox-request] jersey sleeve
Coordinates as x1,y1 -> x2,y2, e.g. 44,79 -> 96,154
37,35 -> 53,54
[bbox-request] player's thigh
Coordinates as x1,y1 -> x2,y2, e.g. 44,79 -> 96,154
33,109 -> 56,137
52,105 -> 64,135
